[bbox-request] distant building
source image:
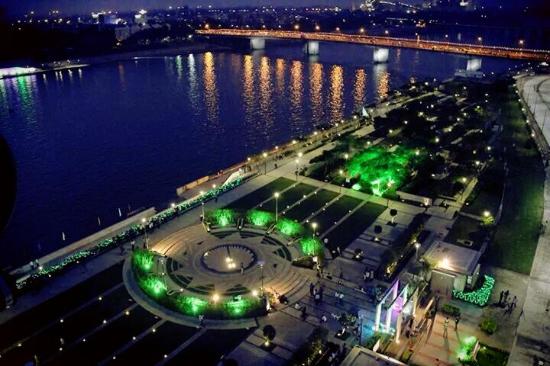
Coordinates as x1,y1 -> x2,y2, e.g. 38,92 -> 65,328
423,241 -> 482,295
98,13 -> 118,25
134,9 -> 148,25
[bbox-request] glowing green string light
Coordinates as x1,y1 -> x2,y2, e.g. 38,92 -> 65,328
453,275 -> 495,306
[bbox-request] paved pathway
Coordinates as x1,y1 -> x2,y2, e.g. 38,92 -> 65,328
508,75 -> 550,365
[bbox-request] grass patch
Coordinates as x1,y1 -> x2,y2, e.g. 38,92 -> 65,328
324,202 -> 386,255
445,216 -> 485,250
284,190 -> 339,222
225,177 -> 294,210
488,90 -> 544,274
259,183 -> 317,212
309,195 -> 362,233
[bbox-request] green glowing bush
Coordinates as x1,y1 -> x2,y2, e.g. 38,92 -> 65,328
276,218 -> 303,237
299,237 -> 323,256
132,249 -> 155,273
224,298 -> 253,317
479,317 -> 497,335
457,335 -> 478,362
208,209 -> 236,227
177,295 -> 208,316
246,210 -> 274,227
140,275 -> 167,298
346,145 -> 424,196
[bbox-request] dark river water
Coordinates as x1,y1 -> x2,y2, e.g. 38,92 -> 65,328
0,42 -> 522,268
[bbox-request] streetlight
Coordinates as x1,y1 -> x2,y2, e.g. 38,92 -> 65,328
274,192 -> 280,222
141,217 -> 149,248
414,242 -> 421,261
295,159 -> 300,181
311,222 -> 318,238
315,24 -> 320,31
200,190 -> 205,219
258,261 -> 265,296
339,170 -> 344,193
263,152 -> 268,174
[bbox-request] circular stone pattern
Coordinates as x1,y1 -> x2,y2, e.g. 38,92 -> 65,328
201,244 -> 257,274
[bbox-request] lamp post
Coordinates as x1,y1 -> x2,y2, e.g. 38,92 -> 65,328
339,170 -> 344,193
263,152 -> 268,174
414,242 -> 421,261
259,261 -> 265,296
311,222 -> 318,238
200,190 -> 205,219
274,192 -> 280,222
295,159 -> 300,181
141,217 -> 149,249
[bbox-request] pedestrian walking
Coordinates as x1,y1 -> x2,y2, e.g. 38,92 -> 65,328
443,317 -> 449,338
504,290 -> 510,304
511,296 -> 518,310
240,262 -> 244,275
301,306 -> 307,320
310,282 -> 315,296
454,315 -> 460,330
314,292 -> 321,305
498,290 -> 504,306
131,241 -> 135,251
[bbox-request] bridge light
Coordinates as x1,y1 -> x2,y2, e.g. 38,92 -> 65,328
294,24 -> 300,31
359,27 -> 365,34
384,29 -> 389,35
518,39 -> 524,46
315,25 -> 320,31
335,27 -> 340,32
204,23 -> 210,29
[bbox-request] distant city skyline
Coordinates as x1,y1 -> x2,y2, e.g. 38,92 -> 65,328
0,0 -> 541,17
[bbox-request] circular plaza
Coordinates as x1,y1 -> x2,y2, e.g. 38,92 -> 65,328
124,223 -> 312,329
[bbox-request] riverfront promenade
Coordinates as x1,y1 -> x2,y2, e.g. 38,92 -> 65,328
508,75 -> 550,365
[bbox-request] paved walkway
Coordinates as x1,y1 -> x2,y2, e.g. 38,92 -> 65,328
508,75 -> 550,365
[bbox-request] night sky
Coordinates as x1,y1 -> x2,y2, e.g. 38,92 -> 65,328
0,0 -> 540,17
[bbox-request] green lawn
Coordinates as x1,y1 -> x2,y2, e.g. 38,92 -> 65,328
463,179 -> 504,218
487,91 -> 544,274
283,190 -> 339,222
445,216 -> 485,250
259,183 -> 317,212
225,177 -> 294,210
323,202 -> 386,255
476,344 -> 509,366
309,195 -> 363,233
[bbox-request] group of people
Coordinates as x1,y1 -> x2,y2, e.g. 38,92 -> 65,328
498,289 -> 518,316
442,315 -> 461,338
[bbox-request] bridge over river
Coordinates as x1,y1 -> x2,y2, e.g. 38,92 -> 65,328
197,29 -> 550,62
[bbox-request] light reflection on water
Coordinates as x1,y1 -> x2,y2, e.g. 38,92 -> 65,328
0,48 -> 521,267
203,52 -> 219,124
